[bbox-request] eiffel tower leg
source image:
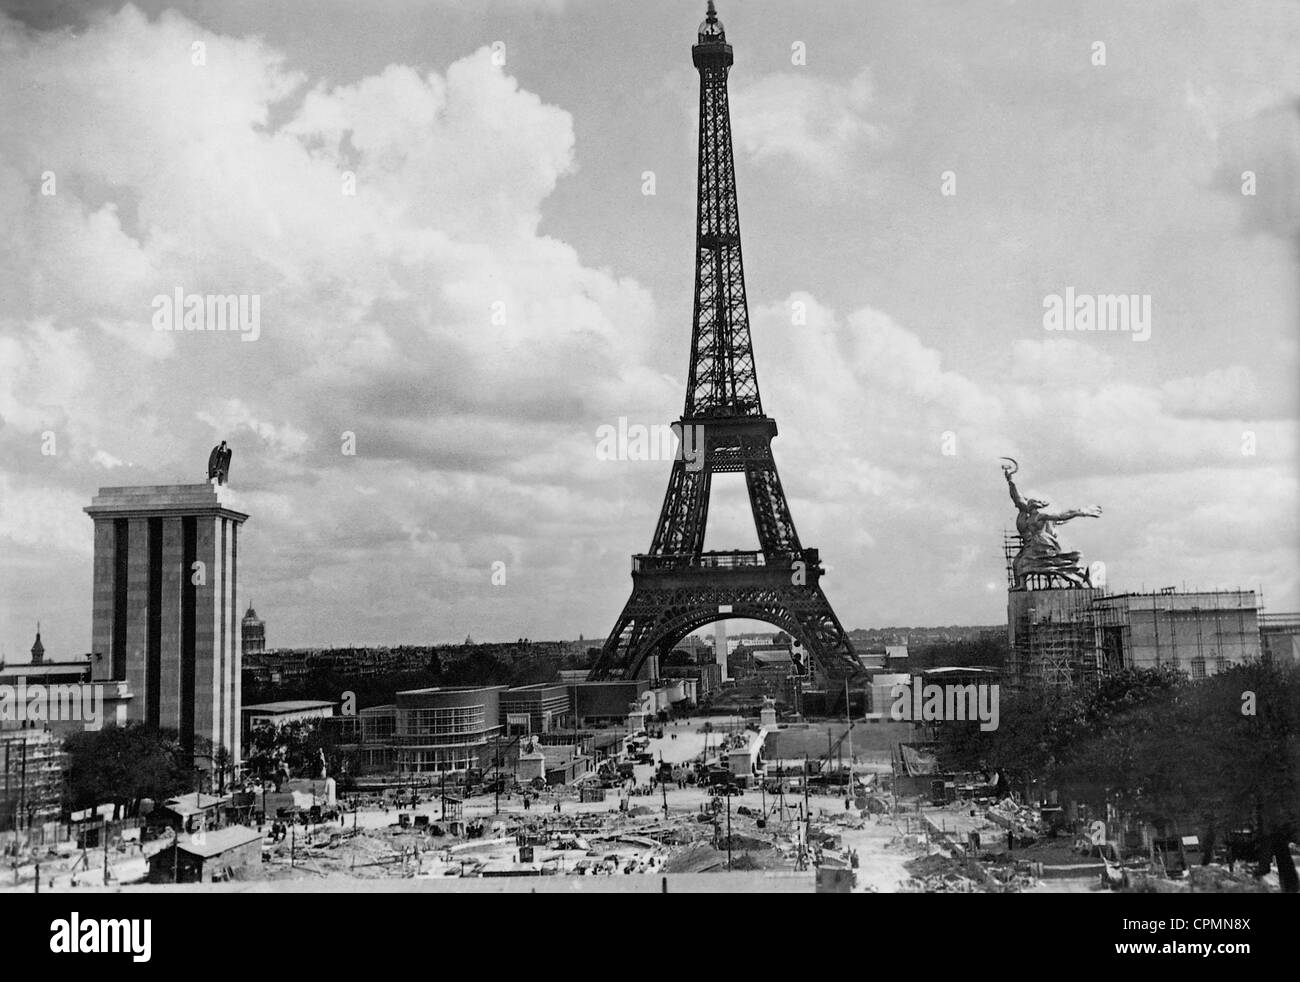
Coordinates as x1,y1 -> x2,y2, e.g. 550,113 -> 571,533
742,440 -> 799,554
783,583 -> 857,680
650,459 -> 711,556
595,593 -> 662,681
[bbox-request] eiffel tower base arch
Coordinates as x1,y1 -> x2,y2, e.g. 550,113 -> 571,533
592,558 -> 860,683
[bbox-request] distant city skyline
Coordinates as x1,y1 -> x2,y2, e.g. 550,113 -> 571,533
2,1 -> 1296,655
0,620 -> 1006,660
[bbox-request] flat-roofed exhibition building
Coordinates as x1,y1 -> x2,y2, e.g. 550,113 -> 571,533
395,686 -> 507,773
85,483 -> 248,764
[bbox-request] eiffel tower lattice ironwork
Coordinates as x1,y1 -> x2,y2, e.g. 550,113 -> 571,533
590,3 -> 859,684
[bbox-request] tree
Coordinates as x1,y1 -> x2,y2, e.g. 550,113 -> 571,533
1053,666 -> 1188,810
245,718 -> 331,786
935,661 -> 1300,892
912,634 -> 1009,670
63,723 -> 191,817
933,682 -> 1082,796
212,744 -> 233,794
1167,662 -> 1299,890
193,736 -> 234,795
934,666 -> 1185,801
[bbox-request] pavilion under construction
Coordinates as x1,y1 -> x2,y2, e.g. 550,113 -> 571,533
1003,532 -> 1264,688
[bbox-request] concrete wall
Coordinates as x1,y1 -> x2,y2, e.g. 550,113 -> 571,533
870,673 -> 911,716
569,680 -> 649,722
1119,594 -> 1259,672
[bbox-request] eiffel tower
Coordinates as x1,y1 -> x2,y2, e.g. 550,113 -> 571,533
590,3 -> 859,687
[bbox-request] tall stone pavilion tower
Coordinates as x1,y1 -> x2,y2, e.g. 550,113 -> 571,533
85,481 -> 248,766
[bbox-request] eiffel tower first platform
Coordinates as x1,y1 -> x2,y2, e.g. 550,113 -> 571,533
590,3 -> 860,686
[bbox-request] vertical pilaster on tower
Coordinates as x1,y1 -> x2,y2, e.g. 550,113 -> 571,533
85,483 -> 248,766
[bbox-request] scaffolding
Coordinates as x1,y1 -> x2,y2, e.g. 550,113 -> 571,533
1092,595 -> 1129,675
1,729 -> 64,836
1004,531 -> 1103,689
1008,589 -> 1102,689
1089,589 -> 1259,675
1260,612 -> 1300,663
1004,523 -> 1270,686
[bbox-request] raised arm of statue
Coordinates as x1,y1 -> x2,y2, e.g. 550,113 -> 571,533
1005,471 -> 1028,512
1040,505 -> 1102,523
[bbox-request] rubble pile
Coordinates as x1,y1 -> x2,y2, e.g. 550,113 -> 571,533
1186,864 -> 1271,893
982,858 -> 1040,892
900,846 -> 1041,893
717,832 -> 769,851
1105,862 -> 1272,894
985,797 -> 1043,844
662,841 -> 728,874
900,852 -> 980,893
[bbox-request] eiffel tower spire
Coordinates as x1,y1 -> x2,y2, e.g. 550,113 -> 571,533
687,0 -> 761,419
591,5 -> 859,688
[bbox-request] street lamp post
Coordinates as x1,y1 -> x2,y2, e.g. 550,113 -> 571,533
660,751 -> 668,819
726,791 -> 732,872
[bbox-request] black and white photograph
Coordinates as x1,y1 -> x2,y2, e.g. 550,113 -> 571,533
0,0 -> 1297,956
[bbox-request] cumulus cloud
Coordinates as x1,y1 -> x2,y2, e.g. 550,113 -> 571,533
736,293 -> 1296,627
0,4 -> 670,648
0,1 -> 1295,652
729,69 -> 888,179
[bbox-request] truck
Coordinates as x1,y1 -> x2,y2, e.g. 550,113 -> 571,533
706,767 -> 733,787
463,768 -> 484,794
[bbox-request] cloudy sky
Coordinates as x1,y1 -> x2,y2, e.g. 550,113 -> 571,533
1,0 -> 1297,656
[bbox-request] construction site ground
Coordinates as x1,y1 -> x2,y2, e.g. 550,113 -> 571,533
3,717 -> 1287,893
